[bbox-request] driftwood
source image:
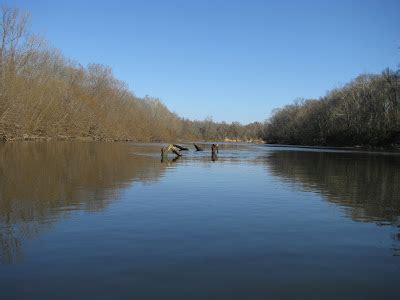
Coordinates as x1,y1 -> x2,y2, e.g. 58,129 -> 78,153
173,144 -> 189,151
194,143 -> 203,151
161,144 -> 182,156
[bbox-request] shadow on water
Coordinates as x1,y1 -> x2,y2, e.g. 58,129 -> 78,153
0,142 -> 168,264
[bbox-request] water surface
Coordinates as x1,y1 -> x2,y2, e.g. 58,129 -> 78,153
1,142 -> 399,299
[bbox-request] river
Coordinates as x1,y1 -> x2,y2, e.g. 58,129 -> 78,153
0,142 -> 399,299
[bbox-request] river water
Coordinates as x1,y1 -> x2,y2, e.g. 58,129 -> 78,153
0,142 -> 399,299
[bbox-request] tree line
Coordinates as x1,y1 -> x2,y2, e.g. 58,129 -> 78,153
263,70 -> 400,147
2,4 -> 398,147
0,5 -> 261,143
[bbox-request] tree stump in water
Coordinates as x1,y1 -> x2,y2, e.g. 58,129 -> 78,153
211,144 -> 219,154
161,145 -> 182,157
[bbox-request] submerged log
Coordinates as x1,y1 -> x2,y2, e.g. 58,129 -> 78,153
194,143 -> 204,151
173,144 -> 189,151
161,144 -> 182,156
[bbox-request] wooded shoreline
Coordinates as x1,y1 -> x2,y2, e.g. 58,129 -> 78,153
263,70 -> 400,148
0,133 -> 265,143
0,6 -> 262,144
0,5 -> 399,149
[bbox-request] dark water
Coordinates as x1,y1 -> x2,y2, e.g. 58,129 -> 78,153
0,142 -> 399,299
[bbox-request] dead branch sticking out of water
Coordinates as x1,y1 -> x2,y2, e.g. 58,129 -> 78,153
194,144 -> 203,151
173,144 -> 189,151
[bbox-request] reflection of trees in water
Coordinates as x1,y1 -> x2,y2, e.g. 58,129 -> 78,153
0,220 -> 45,264
0,226 -> 22,264
263,150 -> 400,255
0,142 -> 167,264
264,151 -> 400,223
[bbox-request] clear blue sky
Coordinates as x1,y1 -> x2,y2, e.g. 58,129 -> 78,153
9,0 -> 400,123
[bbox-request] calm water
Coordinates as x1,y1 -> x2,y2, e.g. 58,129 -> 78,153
1,142 -> 399,299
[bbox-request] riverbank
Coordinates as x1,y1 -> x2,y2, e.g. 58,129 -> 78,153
0,134 -> 265,144
0,133 -> 137,143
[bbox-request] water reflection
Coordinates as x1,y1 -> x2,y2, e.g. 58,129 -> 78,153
263,150 -> 400,223
211,152 -> 218,162
0,142 -> 167,263
161,155 -> 181,165
1,142 -> 400,265
262,149 -> 400,255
